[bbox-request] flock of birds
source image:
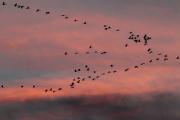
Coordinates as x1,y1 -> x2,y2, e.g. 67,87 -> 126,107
1,1 -> 180,94
63,45 -> 108,56
1,1 -> 152,45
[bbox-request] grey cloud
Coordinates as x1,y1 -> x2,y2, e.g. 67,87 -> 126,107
0,92 -> 180,120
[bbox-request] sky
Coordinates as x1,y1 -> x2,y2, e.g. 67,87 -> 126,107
0,0 -> 180,119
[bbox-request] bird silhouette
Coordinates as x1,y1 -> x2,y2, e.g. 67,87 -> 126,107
143,34 -> 151,45
45,89 -> 48,92
147,48 -> 151,52
164,58 -> 168,61
125,44 -> 128,47
65,16 -> 69,19
14,3 -> 17,7
149,59 -> 153,63
58,88 -> 62,91
87,68 -> 90,71
20,6 -> 24,9
156,58 -> 160,61
134,66 -> 139,68
88,76 -> 92,79
45,11 -> 50,14
64,52 -> 68,55
101,52 -> 107,54
96,76 -> 100,78
164,54 -> 168,58
140,63 -> 145,65
36,9 -> 40,12
110,64 -> 114,67
124,68 -> 129,72
70,82 -> 74,87
26,6 -> 30,9
103,25 -> 107,27
113,70 -> 117,73
105,27 -> 108,31
1,85 -> 4,88
2,2 -> 6,6
74,19 -> 78,22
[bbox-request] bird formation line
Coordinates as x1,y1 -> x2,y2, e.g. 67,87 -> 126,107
1,46 -> 179,95
63,45 -> 108,56
1,1 -> 152,46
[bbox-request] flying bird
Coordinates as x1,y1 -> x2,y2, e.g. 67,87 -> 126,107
26,6 -> 30,9
158,53 -> 162,55
147,48 -> 151,52
45,89 -> 48,93
124,68 -> 129,72
36,9 -> 40,12
101,52 -> 107,54
1,85 -> 4,88
134,66 -> 139,68
140,63 -> 145,65
103,25 -> 107,27
74,19 -> 78,22
113,70 -> 117,73
45,11 -> 50,14
58,88 -> 62,91
164,58 -> 168,61
64,52 -> 68,55
156,58 -> 160,61
143,34 -> 151,45
65,16 -> 69,19
164,54 -> 168,58
14,3 -> 18,7
149,59 -> 153,63
125,44 -> 128,47
110,64 -> 114,67
2,2 -> 6,6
